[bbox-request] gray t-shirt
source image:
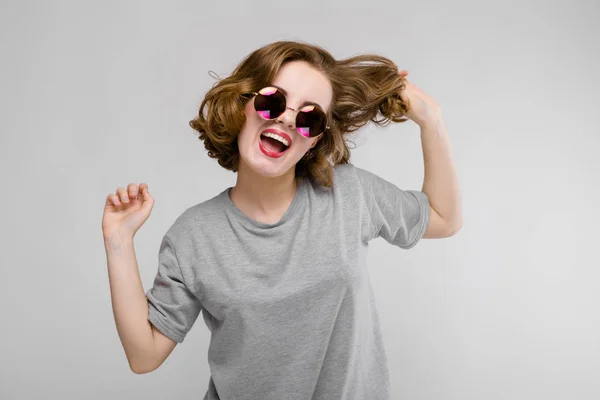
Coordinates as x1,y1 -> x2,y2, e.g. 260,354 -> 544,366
145,162 -> 430,400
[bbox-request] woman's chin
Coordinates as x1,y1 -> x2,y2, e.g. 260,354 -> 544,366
240,154 -> 294,179
254,164 -> 293,179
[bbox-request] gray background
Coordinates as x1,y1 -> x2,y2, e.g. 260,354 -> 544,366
1,0 -> 599,399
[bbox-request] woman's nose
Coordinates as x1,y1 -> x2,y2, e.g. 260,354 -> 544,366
276,107 -> 296,128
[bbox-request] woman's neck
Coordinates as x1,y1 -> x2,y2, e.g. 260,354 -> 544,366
229,163 -> 299,224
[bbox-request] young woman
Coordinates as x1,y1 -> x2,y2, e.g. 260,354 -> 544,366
102,41 -> 462,400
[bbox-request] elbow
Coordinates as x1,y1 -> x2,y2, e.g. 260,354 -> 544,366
131,365 -> 146,375
130,362 -> 146,375
130,360 -> 155,375
448,220 -> 463,236
131,365 -> 152,375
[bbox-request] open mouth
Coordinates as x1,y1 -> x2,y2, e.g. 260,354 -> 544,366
260,133 -> 289,153
258,130 -> 291,158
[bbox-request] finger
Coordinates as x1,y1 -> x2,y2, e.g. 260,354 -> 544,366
116,187 -> 129,203
137,183 -> 148,201
141,185 -> 149,199
143,185 -> 153,202
127,183 -> 139,200
139,183 -> 149,198
141,186 -> 155,213
107,193 -> 121,206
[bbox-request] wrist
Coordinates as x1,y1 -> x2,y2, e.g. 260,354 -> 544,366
418,109 -> 443,130
104,231 -> 134,249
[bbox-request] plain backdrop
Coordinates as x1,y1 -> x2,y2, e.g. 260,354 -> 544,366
1,0 -> 599,399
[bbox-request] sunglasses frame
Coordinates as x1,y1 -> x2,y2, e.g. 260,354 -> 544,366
247,86 -> 330,138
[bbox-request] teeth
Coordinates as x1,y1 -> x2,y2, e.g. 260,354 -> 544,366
262,132 -> 289,147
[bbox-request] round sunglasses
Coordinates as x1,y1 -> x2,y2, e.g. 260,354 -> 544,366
247,86 -> 330,138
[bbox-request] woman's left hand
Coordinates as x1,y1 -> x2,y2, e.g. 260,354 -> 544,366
397,70 -> 442,128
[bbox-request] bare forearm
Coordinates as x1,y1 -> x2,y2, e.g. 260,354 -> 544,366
419,114 -> 463,230
104,233 -> 156,373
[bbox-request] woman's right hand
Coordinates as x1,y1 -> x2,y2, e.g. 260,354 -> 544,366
102,183 -> 155,240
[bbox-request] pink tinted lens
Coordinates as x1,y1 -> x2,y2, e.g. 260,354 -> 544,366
257,110 -> 271,119
297,127 -> 310,137
259,87 -> 278,96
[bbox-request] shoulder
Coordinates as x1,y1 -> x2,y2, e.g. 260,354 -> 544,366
164,190 -> 228,242
333,162 -> 356,174
332,162 -> 379,188
332,162 -> 360,185
328,163 -> 368,205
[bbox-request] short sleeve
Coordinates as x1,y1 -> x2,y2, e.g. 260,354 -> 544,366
355,166 -> 431,249
145,234 -> 203,343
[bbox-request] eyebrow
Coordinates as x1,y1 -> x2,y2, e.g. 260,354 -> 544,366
270,84 -> 325,110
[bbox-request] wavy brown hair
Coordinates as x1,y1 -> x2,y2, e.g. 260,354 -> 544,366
189,40 -> 411,187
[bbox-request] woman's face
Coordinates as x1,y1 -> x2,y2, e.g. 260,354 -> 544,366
237,60 -> 333,179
